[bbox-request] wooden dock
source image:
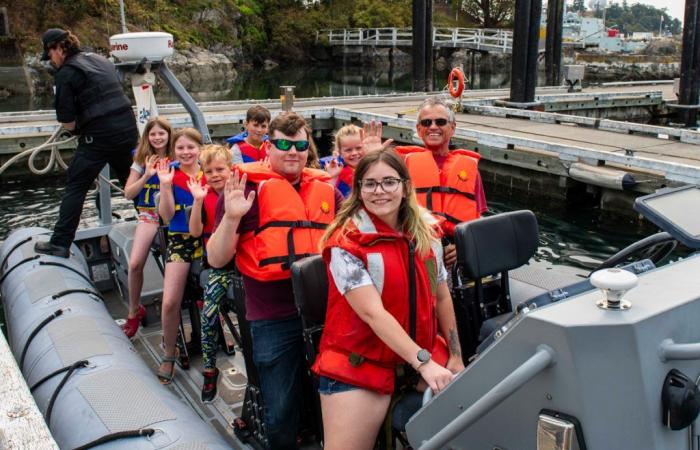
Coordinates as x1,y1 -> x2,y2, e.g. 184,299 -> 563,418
0,81 -> 696,200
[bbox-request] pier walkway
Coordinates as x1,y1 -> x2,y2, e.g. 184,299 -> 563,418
1,81 -> 697,191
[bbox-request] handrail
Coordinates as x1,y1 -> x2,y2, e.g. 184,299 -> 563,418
659,339 -> 700,362
320,27 -> 515,53
418,345 -> 556,450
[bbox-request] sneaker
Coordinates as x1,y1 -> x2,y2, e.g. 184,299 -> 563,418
34,241 -> 69,258
201,368 -> 220,402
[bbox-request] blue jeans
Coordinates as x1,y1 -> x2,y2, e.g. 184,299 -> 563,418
250,316 -> 304,450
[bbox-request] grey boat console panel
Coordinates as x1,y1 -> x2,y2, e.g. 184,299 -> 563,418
408,185 -> 700,449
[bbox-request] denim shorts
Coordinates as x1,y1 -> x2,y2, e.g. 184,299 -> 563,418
318,376 -> 359,395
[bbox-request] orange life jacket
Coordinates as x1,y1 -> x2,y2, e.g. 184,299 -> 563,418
312,208 -> 441,394
235,163 -> 335,281
395,146 -> 481,236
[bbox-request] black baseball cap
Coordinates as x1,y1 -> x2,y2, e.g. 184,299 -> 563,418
41,28 -> 69,61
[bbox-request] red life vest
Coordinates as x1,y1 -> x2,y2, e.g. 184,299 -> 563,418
202,189 -> 219,248
235,140 -> 268,163
235,163 -> 335,281
395,146 -> 481,237
168,167 -> 205,234
312,208 -> 441,394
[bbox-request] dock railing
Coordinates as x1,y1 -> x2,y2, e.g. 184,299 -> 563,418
318,27 -> 514,53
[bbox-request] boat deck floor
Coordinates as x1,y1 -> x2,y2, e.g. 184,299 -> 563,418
102,288 -> 252,449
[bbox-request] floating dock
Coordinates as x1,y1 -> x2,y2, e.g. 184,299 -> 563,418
0,81 -> 696,213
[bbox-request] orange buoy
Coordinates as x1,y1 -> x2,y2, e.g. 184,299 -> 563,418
448,67 -> 465,98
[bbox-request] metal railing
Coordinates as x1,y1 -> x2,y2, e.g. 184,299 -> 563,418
318,27 -> 514,53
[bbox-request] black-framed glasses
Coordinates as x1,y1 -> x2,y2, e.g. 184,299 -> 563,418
419,118 -> 449,127
270,139 -> 310,152
360,177 -> 405,193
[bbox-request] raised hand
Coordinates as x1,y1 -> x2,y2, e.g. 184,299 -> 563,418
224,170 -> 256,220
325,157 -> 343,179
156,159 -> 174,185
362,120 -> 394,153
188,176 -> 208,201
145,154 -> 159,178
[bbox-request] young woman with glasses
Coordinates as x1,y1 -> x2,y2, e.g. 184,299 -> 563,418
313,149 -> 464,450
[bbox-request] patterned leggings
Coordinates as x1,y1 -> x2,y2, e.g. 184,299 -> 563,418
201,268 -> 234,370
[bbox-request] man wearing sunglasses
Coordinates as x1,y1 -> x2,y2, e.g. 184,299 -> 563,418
396,96 -> 487,268
207,112 -> 344,450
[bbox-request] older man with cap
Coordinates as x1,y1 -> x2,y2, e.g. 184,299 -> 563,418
34,28 -> 137,258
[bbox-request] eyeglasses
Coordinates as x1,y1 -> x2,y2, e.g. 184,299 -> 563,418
419,118 -> 449,127
360,177 -> 405,193
270,139 -> 310,152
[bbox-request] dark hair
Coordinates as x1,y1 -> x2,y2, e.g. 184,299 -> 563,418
56,31 -> 81,57
269,112 -> 307,137
246,105 -> 271,124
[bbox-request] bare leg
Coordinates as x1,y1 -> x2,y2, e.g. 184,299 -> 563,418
321,388 -> 391,450
127,222 -> 159,317
159,261 -> 190,374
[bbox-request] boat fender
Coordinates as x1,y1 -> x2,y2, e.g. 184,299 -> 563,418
568,162 -> 636,191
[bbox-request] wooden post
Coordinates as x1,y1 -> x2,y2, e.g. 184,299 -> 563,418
545,0 -> 564,86
413,0 -> 427,92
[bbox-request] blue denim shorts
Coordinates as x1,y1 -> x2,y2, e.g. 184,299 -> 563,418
318,376 -> 360,395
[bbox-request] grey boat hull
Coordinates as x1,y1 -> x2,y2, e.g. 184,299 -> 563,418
0,227 -> 230,449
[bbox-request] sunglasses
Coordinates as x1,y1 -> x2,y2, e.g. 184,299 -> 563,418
419,118 -> 449,127
270,139 -> 310,152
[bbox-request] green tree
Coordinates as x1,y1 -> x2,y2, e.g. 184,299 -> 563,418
572,0 -> 585,13
459,0 -> 515,28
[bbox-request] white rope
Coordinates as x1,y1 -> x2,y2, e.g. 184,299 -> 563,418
0,127 -> 74,176
0,125 -> 125,194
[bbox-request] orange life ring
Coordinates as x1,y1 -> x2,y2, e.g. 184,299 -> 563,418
448,68 -> 465,98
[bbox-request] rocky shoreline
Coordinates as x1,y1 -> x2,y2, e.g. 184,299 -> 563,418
1,44 -> 681,100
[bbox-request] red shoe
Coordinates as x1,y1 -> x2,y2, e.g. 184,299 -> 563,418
123,305 -> 146,338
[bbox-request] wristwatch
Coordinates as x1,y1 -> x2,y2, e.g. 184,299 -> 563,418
416,348 -> 431,369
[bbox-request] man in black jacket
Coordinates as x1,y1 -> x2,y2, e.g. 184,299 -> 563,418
35,28 -> 138,257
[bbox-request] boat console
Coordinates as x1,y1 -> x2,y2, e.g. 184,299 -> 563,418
407,185 -> 700,450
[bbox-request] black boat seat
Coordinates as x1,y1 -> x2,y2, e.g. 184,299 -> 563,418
452,210 -> 539,359
291,255 -> 328,365
456,210 -> 538,280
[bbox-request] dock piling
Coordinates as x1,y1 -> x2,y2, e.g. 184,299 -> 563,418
545,0 -> 564,86
510,0 -> 542,104
679,0 -> 700,127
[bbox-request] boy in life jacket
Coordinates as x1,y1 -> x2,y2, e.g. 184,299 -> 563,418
207,112 -> 345,450
395,96 -> 488,269
226,105 -> 270,164
155,128 -> 206,385
187,144 -> 234,402
313,149 -> 464,449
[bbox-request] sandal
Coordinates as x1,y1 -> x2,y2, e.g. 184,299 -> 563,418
123,305 -> 147,338
158,353 -> 178,384
201,368 -> 220,402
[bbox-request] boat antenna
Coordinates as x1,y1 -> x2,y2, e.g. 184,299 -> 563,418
119,0 -> 128,33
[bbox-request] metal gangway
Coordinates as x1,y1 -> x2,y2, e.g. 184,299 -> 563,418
318,27 -> 515,54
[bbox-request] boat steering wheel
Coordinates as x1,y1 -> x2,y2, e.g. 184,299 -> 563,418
592,231 -> 677,273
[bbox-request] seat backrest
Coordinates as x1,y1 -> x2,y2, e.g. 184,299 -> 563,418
455,210 -> 539,280
291,255 -> 328,327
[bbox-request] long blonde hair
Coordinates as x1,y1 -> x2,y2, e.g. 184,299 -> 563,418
320,149 -> 437,256
133,117 -> 173,165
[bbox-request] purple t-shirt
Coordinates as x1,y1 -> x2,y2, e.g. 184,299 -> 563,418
214,180 -> 344,321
